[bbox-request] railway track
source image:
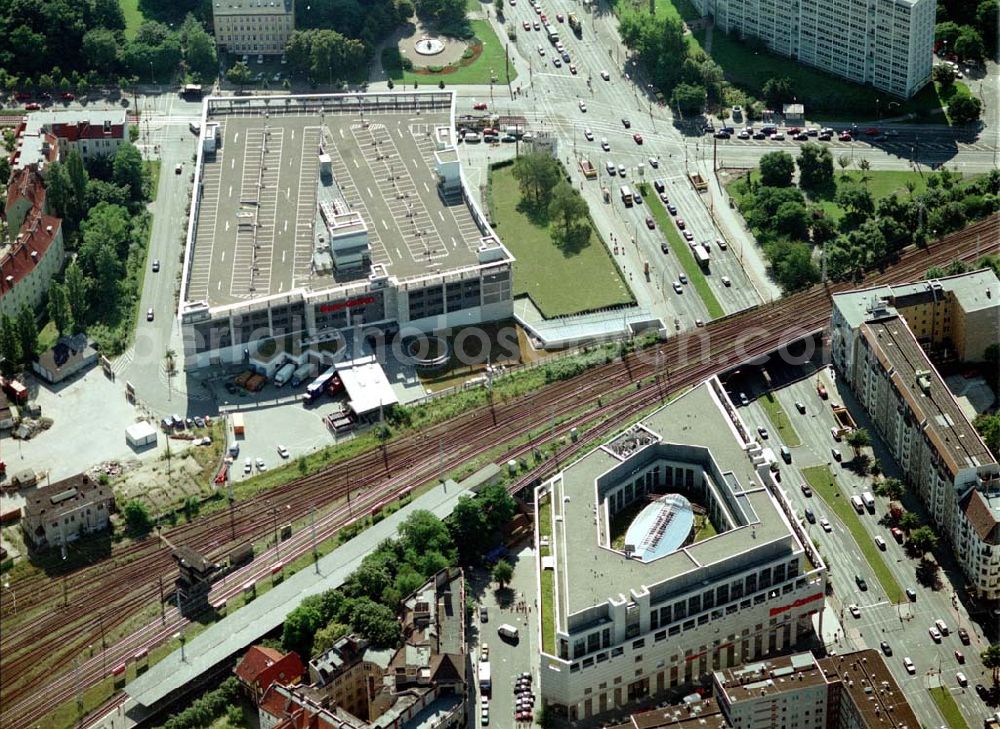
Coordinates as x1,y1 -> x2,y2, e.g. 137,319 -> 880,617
0,216 -> 996,728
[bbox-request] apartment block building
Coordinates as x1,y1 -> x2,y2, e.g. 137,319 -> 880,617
12,110 -> 128,170
1,166 -> 64,319
536,380 -> 828,721
693,0 -> 935,98
212,0 -> 295,56
831,271 -> 1000,600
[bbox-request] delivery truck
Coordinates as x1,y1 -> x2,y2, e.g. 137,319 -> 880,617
273,362 -> 297,388
290,362 -> 317,387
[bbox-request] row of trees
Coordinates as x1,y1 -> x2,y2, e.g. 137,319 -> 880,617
283,485 -> 516,659
935,0 -> 997,64
509,154 -> 591,249
734,148 -> 999,291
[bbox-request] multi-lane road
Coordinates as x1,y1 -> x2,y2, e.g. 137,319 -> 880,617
733,368 -> 996,727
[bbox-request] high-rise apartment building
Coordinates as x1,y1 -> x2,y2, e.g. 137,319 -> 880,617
694,0 -> 935,98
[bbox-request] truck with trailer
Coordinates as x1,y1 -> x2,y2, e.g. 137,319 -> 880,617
579,159 -> 597,179
290,362 -> 317,387
568,12 -> 582,36
546,25 -> 559,43
273,362 -> 297,388
620,185 -> 634,206
692,243 -> 710,268
861,491 -> 875,513
689,172 -> 708,192
232,413 -> 245,436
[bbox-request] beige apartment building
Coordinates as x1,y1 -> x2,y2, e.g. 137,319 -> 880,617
213,0 -> 295,56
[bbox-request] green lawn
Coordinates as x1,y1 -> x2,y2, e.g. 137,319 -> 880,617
540,567 -> 555,654
644,188 -> 724,319
759,393 -> 801,446
802,466 -> 904,604
38,320 -> 60,353
490,165 -> 633,318
145,160 -> 161,201
383,21 -> 519,85
814,170 -> 971,224
928,687 -> 969,729
119,0 -> 145,39
696,31 -> 953,122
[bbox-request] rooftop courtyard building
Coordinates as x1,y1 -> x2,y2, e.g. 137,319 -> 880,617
831,270 -> 1000,600
535,379 -> 828,721
179,92 -> 514,370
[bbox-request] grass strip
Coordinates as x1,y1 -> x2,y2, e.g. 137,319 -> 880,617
644,190 -> 724,319
928,686 -> 969,729
759,393 -> 801,447
540,568 -> 555,655
801,465 -> 904,604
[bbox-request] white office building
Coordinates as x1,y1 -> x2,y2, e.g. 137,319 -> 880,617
535,380 -> 828,721
694,0 -> 935,98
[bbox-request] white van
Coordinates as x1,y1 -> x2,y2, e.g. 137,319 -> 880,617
935,619 -> 949,636
850,495 -> 864,513
874,535 -> 886,550
498,624 -> 520,641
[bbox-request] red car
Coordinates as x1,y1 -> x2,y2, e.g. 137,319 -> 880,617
473,102 -> 488,110
24,102 -> 40,110
569,64 -> 577,75
556,13 -> 564,21
60,92 -> 75,101
633,133 -> 643,144
523,20 -> 531,29
838,133 -> 853,142
645,216 -> 655,229
676,218 -> 686,229
788,127 -> 801,135
890,527 -> 904,543
540,13 -> 547,21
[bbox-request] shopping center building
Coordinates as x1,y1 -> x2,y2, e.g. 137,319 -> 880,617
179,91 -> 513,370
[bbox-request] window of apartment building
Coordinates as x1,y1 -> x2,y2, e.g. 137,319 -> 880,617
574,639 -> 585,658
783,583 -> 794,594
731,580 -> 744,600
612,647 -> 624,657
668,625 -> 680,636
754,594 -> 766,605
683,619 -> 695,631
698,614 -> 709,626
603,628 -> 612,648
599,682 -> 607,690
726,604 -> 738,615
703,590 -> 715,610
597,652 -> 608,663
688,595 -> 701,615
660,605 -> 671,625
633,639 -> 645,650
745,573 -> 758,594
740,599 -> 751,609
650,612 -> 659,631
583,658 -> 594,668
570,663 -> 580,673
655,630 -> 666,642
716,583 -> 729,604
587,634 -> 600,653
635,654 -> 643,663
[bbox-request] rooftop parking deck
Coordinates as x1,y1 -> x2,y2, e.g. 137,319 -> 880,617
184,92 -> 488,308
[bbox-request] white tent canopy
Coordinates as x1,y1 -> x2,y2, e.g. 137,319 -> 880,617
336,356 -> 398,416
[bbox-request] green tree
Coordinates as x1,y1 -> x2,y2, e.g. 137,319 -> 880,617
0,313 -> 22,374
181,15 -> 218,81
348,597 -> 400,648
977,0 -> 999,56
82,28 -> 119,75
479,483 -> 516,532
283,596 -> 325,657
312,621 -> 349,655
982,642 -> 1000,685
973,412 -> 1000,460
773,201 -> 810,239
43,161 -> 72,222
796,143 -> 834,192
760,75 -> 792,109
64,261 -> 89,329
617,10 -> 687,93
670,82 -> 706,115
899,511 -> 921,532
492,558 -> 514,588
835,185 -> 874,218
949,95 -> 982,124
397,509 -> 455,561
874,477 -> 904,500
47,282 -> 72,335
932,63 -> 955,89
934,21 -> 962,47
908,525 -> 939,554
954,26 -> 985,63
66,150 -> 88,214
769,240 -> 819,292
811,213 -> 837,244
856,158 -> 871,188
226,61 -> 253,90
837,153 -> 851,179
112,143 -> 145,201
123,499 -> 154,536
759,151 -> 795,187
15,305 -> 38,364
548,181 -> 588,237
512,152 -> 561,207
0,157 -> 9,186
447,495 -> 488,562
845,428 -> 870,458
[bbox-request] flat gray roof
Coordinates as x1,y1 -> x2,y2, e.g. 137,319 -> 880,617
551,383 -> 800,622
185,96 -> 486,307
832,269 -> 999,329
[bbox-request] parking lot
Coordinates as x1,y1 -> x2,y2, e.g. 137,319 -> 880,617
470,545 -> 539,727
